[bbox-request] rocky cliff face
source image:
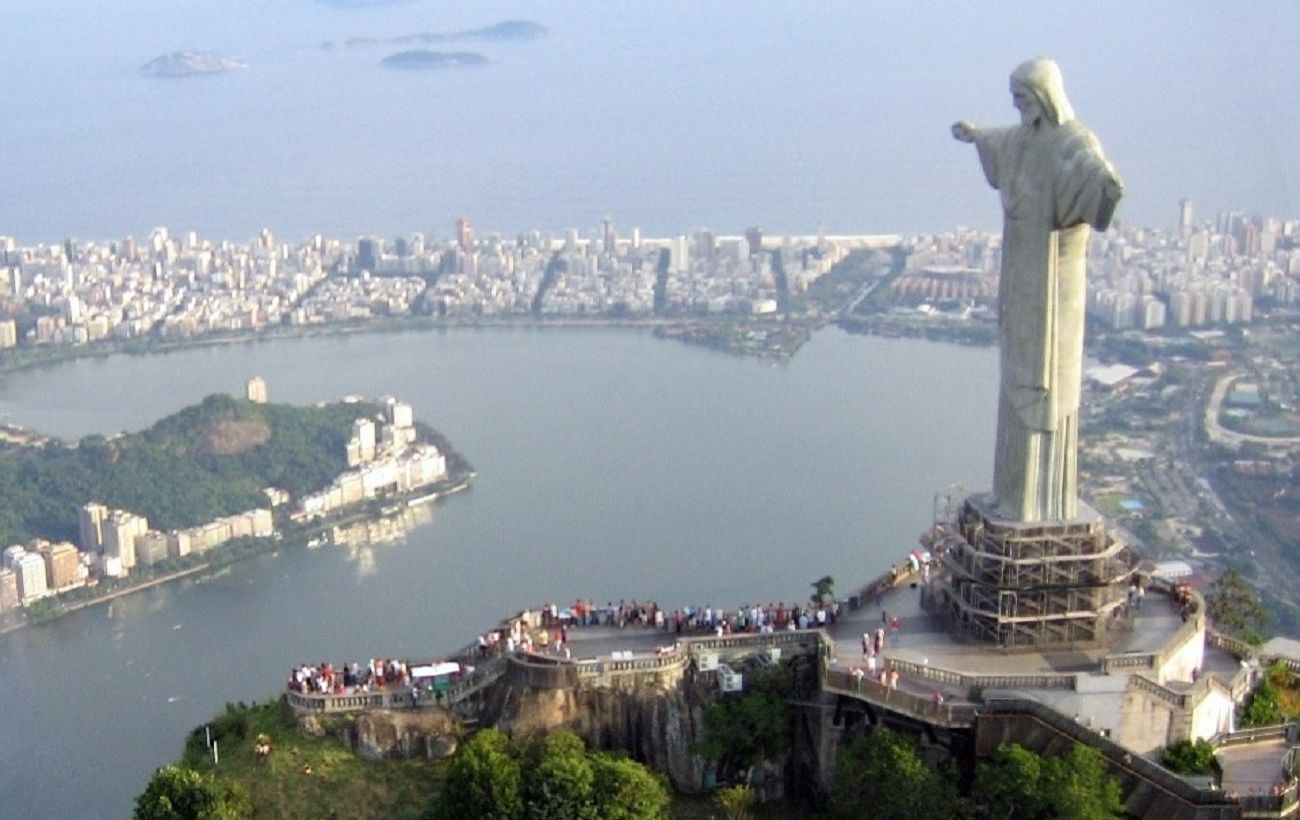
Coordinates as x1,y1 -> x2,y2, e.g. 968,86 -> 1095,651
299,708 -> 460,761
483,673 -> 714,792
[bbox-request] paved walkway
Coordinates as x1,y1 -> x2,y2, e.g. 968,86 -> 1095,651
1218,739 -> 1289,794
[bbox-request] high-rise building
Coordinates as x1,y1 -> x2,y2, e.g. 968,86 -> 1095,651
744,227 -> 764,258
0,319 -> 17,349
357,236 -> 382,272
40,542 -> 80,589
15,551 -> 48,603
601,217 -> 615,256
103,511 -> 148,572
246,376 -> 268,404
3,544 -> 26,570
386,399 -> 414,430
135,532 -> 171,567
1178,198 -> 1194,237
0,568 -> 18,611
79,502 -> 108,552
456,217 -> 474,253
353,418 -> 377,462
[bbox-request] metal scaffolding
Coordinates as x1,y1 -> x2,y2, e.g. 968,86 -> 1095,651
931,495 -> 1138,649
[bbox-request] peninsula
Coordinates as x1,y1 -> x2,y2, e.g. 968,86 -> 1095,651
0,383 -> 472,629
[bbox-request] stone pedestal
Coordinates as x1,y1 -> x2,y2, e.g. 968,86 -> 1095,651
934,493 -> 1138,649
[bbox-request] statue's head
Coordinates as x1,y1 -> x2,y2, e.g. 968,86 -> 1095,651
1009,58 -> 1074,126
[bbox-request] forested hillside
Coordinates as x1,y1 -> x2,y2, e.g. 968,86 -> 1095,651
0,394 -> 379,545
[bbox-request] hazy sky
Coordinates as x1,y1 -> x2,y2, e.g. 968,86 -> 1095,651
1,1 -> 1297,243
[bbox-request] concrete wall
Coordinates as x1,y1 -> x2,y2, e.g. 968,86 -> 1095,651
1116,686 -> 1175,754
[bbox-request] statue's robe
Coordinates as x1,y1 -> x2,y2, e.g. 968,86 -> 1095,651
974,121 -> 1120,522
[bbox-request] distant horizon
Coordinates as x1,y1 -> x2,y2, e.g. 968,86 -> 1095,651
5,204 -> 1292,250
3,1 -> 1297,246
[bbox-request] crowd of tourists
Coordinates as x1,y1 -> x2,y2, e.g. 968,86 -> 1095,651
287,657 -> 411,695
549,599 -> 843,635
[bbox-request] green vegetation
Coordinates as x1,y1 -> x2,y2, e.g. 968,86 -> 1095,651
159,699 -> 443,820
787,248 -> 893,315
970,742 -> 1124,820
827,731 -> 1125,820
435,728 -> 669,820
0,393 -> 379,545
713,784 -> 756,819
135,765 -> 252,820
810,575 -> 834,605
1240,660 -> 1300,727
829,727 -> 962,820
1206,568 -> 1269,645
696,664 -> 794,784
1159,739 -> 1218,776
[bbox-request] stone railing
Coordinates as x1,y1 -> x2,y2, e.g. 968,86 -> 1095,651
843,560 -> 918,611
1100,652 -> 1159,673
685,628 -> 824,658
823,668 -> 977,727
286,686 -> 417,714
878,656 -> 1075,696
1208,722 -> 1295,749
445,657 -> 505,704
575,651 -> 688,679
1208,629 -> 1257,661
1128,673 -> 1188,708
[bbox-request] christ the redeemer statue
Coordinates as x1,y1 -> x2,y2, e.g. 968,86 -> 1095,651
953,58 -> 1123,522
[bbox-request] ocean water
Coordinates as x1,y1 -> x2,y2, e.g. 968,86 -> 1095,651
0,326 -> 996,817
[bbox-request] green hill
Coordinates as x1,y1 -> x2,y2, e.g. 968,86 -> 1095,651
0,393 -> 382,545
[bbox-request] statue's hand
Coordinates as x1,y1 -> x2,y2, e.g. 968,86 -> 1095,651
951,121 -> 977,143
1104,173 -> 1124,202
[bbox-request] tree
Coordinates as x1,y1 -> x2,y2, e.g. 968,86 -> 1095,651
811,575 -> 835,604
1239,662 -> 1286,727
971,742 -> 1046,819
969,743 -> 1123,820
134,765 -> 251,820
589,754 -> 670,820
697,689 -> 790,783
1206,568 -> 1268,644
523,732 -> 597,820
1160,739 -> 1217,775
1040,745 -> 1124,820
437,729 -> 523,820
830,727 -> 962,820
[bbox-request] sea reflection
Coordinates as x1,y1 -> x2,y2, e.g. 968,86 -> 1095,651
332,504 -> 436,579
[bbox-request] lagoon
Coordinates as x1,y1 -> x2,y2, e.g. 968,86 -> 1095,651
0,326 -> 995,817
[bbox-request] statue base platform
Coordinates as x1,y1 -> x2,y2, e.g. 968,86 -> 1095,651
931,493 -> 1139,650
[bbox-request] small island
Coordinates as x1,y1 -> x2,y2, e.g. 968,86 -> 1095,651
380,50 -> 488,71
324,19 -> 546,51
141,51 -> 247,78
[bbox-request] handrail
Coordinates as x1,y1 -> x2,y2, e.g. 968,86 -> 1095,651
1208,722 -> 1294,749
823,668 -> 977,727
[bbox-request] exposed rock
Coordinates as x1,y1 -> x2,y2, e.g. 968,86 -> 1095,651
349,708 -> 459,761
203,420 -> 270,455
483,670 -> 713,792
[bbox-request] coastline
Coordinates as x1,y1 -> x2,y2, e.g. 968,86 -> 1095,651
0,464 -> 475,638
0,562 -> 213,635
0,315 -> 815,384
